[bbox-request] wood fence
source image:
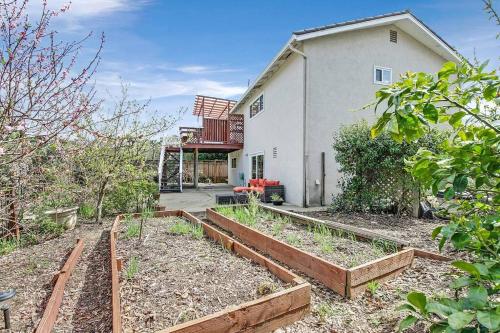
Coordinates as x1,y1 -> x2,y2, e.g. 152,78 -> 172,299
183,160 -> 227,183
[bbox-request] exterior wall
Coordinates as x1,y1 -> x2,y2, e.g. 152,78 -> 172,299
231,53 -> 304,205
304,25 -> 448,206
228,149 -> 244,186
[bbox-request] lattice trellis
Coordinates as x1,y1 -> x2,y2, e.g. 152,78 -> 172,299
228,114 -> 244,144
371,172 -> 420,216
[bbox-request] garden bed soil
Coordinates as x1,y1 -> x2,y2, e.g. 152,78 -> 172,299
299,211 -> 456,256
250,212 -> 397,268
0,222 -> 109,332
116,216 -> 288,332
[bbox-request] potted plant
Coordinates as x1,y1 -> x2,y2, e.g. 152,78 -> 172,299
270,193 -> 284,206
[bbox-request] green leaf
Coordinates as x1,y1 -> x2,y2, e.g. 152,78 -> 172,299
429,322 -> 448,333
467,286 -> 488,308
438,62 -> 457,79
483,83 -> 498,101
450,276 -> 472,289
426,302 -> 455,317
453,175 -> 468,193
407,292 -> 427,314
448,312 -> 475,329
477,310 -> 500,330
432,226 -> 443,240
449,111 -> 466,128
398,303 -> 417,312
444,187 -> 455,200
452,261 -> 480,277
451,232 -> 469,249
423,104 -> 439,123
399,315 -> 418,332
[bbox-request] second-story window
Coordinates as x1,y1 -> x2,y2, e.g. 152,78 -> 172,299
250,94 -> 264,118
374,66 -> 392,85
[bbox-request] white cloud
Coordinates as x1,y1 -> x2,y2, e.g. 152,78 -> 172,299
28,0 -> 146,17
177,65 -> 243,74
95,71 -> 247,101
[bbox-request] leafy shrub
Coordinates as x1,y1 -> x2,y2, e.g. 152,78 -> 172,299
0,238 -> 18,255
370,60 -> 499,333
39,217 -> 66,236
331,121 -> 444,214
103,179 -> 157,216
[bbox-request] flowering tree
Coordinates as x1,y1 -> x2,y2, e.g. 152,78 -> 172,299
0,0 -> 103,238
76,85 -> 181,222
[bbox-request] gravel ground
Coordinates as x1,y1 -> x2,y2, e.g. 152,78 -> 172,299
277,257 -> 455,333
0,221 -> 108,332
117,217 -> 287,332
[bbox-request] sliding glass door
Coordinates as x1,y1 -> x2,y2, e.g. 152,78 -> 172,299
250,153 -> 264,179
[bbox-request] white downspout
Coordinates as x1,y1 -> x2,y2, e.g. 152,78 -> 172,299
288,44 -> 308,207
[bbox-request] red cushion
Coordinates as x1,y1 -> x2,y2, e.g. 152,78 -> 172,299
264,180 -> 279,186
249,179 -> 258,186
251,186 -> 264,193
233,186 -> 250,193
258,178 -> 266,186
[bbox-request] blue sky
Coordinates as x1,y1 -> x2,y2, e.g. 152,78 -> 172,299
47,0 -> 499,133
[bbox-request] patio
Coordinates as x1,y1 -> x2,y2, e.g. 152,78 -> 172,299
158,183 -> 328,213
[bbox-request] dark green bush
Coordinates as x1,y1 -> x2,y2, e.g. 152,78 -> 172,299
331,121 -> 444,213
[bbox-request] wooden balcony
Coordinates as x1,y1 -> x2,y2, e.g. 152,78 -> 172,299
179,114 -> 244,152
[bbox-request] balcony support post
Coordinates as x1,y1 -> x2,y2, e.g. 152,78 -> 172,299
193,148 -> 199,189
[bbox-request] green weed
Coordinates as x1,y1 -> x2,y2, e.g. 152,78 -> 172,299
316,302 -> 335,322
367,281 -> 380,295
79,203 -> 95,219
126,222 -> 140,238
286,234 -> 301,246
126,256 -> 139,280
190,224 -> 204,240
169,221 -> 191,235
0,238 -> 18,255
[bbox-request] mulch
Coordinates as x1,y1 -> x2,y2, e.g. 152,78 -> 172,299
117,216 -> 287,332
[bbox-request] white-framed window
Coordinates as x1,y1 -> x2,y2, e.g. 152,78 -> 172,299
374,66 -> 392,85
250,153 -> 264,179
249,94 -> 264,118
231,158 -> 237,169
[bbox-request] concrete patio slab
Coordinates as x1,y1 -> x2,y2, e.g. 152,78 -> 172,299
159,183 -> 328,213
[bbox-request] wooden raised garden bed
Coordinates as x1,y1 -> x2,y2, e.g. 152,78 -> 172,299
110,210 -> 310,333
35,239 -> 85,333
206,205 -> 415,298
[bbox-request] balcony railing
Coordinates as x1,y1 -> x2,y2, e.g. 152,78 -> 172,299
180,114 -> 244,146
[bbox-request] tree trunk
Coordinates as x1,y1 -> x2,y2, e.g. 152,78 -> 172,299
95,179 -> 108,223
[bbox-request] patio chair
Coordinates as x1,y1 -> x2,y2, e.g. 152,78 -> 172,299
0,289 -> 15,329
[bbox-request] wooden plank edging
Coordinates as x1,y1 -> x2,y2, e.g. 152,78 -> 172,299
206,207 -> 417,298
111,216 -> 121,333
112,210 -> 310,333
35,239 -> 85,333
413,248 -> 452,261
206,208 -> 347,296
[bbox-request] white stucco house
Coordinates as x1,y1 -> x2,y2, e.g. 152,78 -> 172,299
226,10 -> 462,207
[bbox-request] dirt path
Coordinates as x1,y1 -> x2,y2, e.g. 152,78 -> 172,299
53,222 -> 113,332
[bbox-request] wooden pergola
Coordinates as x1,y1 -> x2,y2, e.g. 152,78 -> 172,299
193,95 -> 237,119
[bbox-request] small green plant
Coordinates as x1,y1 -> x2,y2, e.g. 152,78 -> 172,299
286,234 -> 301,246
0,238 -> 18,255
270,193 -> 283,202
190,224 -> 204,240
367,281 -> 380,296
79,203 -> 95,219
169,221 -> 191,235
316,302 -> 335,322
123,213 -> 133,224
126,222 -> 140,238
257,282 -> 277,296
125,256 -> 139,280
313,224 -> 335,254
247,192 -> 261,218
